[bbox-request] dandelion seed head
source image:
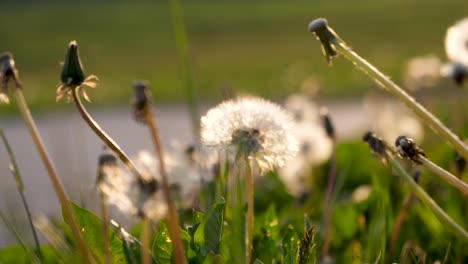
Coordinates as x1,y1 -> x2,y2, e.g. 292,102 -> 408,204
284,94 -> 319,122
279,122 -> 332,196
352,185 -> 373,203
404,55 -> 441,91
445,17 -> 468,67
201,97 -> 298,171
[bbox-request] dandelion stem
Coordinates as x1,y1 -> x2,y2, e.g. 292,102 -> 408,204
71,88 -> 142,179
417,155 -> 468,195
99,194 -> 111,264
140,217 -> 151,264
0,209 -> 36,261
0,128 -> 43,262
308,18 -> 468,160
322,141 -> 337,257
245,156 -> 254,264
168,0 -> 199,137
390,158 -> 468,242
145,108 -> 186,264
388,189 -> 415,261
13,88 -> 93,264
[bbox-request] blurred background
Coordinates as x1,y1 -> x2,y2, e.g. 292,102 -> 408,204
0,0 -> 467,249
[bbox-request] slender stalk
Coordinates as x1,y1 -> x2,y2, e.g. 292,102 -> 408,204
308,19 -> 468,159
145,108 -> 186,264
99,194 -> 111,264
168,0 -> 199,137
387,191 -> 414,262
0,210 -> 36,262
0,129 -> 42,262
71,88 -> 142,179
322,141 -> 337,256
13,88 -> 93,263
390,158 -> 468,241
245,156 -> 254,264
417,155 -> 468,195
140,217 -> 151,264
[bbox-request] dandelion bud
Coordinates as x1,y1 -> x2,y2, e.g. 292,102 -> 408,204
395,136 -> 425,164
412,170 -> 421,183
131,80 -> 151,123
451,152 -> 466,176
96,153 -> 118,186
61,40 -> 85,86
0,52 -> 21,103
320,107 -> 335,140
363,131 -> 386,156
441,62 -> 467,86
308,18 -> 338,65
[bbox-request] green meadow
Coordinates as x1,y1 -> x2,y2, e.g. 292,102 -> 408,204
1,0 -> 467,112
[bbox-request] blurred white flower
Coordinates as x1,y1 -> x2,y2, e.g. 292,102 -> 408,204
279,122 -> 333,195
284,94 -> 320,123
364,97 -> 424,144
96,152 -> 168,222
404,55 -> 441,91
134,149 -> 203,206
201,97 -> 298,172
352,185 -> 373,203
445,17 -> 468,67
96,153 -> 138,217
279,95 -> 334,196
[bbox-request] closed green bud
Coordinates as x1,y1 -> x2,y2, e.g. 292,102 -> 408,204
61,40 -> 85,86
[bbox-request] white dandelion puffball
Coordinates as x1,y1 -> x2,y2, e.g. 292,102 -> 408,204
201,97 -> 298,171
279,122 -> 333,196
404,55 -> 441,91
284,93 -> 320,123
445,17 -> 468,66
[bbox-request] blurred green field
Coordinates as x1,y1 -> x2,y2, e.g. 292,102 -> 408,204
1,0 -> 467,112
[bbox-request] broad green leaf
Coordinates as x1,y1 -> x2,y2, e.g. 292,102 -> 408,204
153,222 -> 173,264
195,197 -> 225,256
69,202 -> 126,263
0,245 -> 30,263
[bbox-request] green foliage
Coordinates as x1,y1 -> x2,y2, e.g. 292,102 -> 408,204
69,202 -> 126,263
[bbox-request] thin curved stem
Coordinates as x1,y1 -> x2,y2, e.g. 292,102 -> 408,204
322,140 -> 337,256
99,194 -> 111,264
71,88 -> 141,179
387,191 -> 414,262
330,39 -> 468,160
140,217 -> 151,264
417,155 -> 468,195
390,158 -> 468,242
14,88 -> 93,264
309,19 -> 468,159
0,129 -> 43,262
168,0 -> 199,137
245,156 -> 254,264
145,109 -> 186,264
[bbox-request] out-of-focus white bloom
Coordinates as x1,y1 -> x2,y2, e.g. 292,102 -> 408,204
404,55 -> 441,91
96,153 -> 138,217
352,185 -> 373,203
445,17 -> 468,67
279,122 -> 333,196
134,150 -> 202,206
284,94 -> 319,123
364,97 -> 424,144
201,97 -> 298,172
96,151 -> 166,222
